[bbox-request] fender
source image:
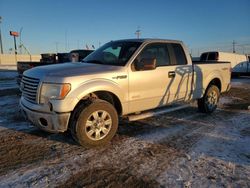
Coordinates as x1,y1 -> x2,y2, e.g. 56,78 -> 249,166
76,78 -> 126,100
202,69 -> 223,94
51,78 -> 128,114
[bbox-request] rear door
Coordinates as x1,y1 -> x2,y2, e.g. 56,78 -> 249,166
167,43 -> 193,101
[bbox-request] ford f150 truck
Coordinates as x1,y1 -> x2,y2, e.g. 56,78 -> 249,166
20,39 -> 231,147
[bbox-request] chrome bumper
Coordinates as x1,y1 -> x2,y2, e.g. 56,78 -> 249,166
20,100 -> 71,133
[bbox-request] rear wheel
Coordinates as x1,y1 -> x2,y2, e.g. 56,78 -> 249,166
70,99 -> 118,147
198,85 -> 220,113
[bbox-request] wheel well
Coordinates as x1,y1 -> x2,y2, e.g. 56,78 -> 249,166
78,91 -> 122,116
208,78 -> 221,91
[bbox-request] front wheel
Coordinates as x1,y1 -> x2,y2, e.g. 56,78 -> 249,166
70,99 -> 118,147
198,85 -> 220,113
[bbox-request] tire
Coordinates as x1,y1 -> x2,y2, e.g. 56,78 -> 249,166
70,99 -> 118,147
197,85 -> 220,113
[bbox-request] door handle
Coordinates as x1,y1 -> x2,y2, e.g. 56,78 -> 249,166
168,71 -> 176,78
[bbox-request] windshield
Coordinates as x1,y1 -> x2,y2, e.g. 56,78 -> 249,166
83,41 -> 142,66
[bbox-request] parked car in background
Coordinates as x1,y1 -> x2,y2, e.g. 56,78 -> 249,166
20,39 -> 231,147
199,51 -> 250,76
17,50 -> 94,84
17,53 -> 69,84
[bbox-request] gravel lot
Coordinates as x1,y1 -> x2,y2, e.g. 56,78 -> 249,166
0,70 -> 249,188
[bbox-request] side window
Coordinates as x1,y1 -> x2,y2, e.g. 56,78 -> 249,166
135,43 -> 170,68
171,43 -> 187,65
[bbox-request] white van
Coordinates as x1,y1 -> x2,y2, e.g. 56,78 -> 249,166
200,51 -> 250,76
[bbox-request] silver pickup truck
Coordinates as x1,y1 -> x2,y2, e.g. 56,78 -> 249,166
20,39 -> 231,147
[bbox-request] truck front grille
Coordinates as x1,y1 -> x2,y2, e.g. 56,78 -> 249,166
21,75 -> 40,103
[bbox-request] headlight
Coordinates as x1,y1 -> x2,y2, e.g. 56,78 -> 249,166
40,83 -> 71,104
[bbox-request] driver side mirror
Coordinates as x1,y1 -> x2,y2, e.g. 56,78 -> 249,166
134,58 -> 156,71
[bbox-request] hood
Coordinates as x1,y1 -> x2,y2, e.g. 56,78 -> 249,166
24,62 -> 123,79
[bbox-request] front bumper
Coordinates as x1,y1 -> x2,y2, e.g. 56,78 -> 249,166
20,100 -> 71,133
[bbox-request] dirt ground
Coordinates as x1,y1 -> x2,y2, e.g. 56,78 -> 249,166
0,72 -> 249,188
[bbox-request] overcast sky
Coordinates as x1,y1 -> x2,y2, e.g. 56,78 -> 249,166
0,0 -> 250,56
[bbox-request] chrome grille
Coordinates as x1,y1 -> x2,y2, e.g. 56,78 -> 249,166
21,75 -> 40,103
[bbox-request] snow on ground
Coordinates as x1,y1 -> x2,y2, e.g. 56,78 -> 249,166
0,80 -> 18,90
0,71 -> 17,79
156,111 -> 250,187
192,112 -> 250,165
0,70 -> 18,91
219,96 -> 233,106
231,76 -> 250,87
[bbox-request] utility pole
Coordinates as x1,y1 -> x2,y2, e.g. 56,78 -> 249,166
0,16 -> 3,54
135,26 -> 141,39
233,40 -> 236,53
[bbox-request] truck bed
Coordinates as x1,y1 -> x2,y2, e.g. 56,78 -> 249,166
192,60 -> 231,98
